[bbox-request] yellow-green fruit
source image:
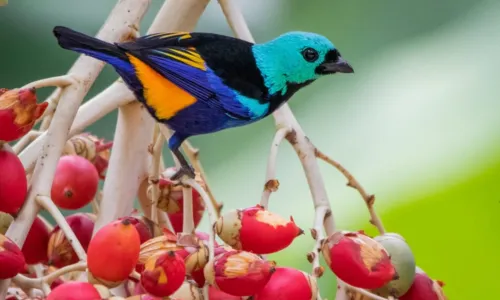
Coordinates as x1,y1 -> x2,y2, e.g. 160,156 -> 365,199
0,212 -> 13,235
372,233 -> 416,297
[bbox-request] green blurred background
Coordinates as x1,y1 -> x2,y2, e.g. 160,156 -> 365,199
2,0 -> 499,298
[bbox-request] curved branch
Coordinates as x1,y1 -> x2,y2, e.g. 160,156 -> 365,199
19,81 -> 136,173
37,195 -> 87,262
12,131 -> 42,154
149,125 -> 165,228
260,126 -> 291,208
307,206 -> 329,278
336,280 -> 395,300
21,75 -> 76,90
181,141 -> 223,217
13,262 -> 87,289
315,148 -> 385,235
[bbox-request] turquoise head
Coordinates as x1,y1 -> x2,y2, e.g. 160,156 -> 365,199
252,31 -> 353,96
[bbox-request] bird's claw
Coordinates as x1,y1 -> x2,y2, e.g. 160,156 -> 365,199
170,164 -> 195,181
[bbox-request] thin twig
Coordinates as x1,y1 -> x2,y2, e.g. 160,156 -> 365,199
12,131 -> 42,154
149,125 -> 165,227
163,168 -> 217,262
21,75 -> 76,90
337,280 -> 395,300
260,126 -> 291,208
13,262 -> 87,289
307,206 -> 328,279
158,125 -> 195,234
315,148 -> 385,234
36,195 -> 87,262
19,82 -> 136,172
39,87 -> 63,131
181,141 -> 223,216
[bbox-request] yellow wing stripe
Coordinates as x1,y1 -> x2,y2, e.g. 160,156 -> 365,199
164,50 -> 206,70
159,32 -> 189,39
145,32 -> 190,40
126,54 -> 196,120
168,49 -> 205,68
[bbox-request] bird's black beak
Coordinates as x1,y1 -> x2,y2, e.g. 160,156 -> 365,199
316,56 -> 354,75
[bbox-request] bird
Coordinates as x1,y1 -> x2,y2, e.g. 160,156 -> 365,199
53,26 -> 354,180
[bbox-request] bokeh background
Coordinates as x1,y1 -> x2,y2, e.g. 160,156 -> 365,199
2,0 -> 499,298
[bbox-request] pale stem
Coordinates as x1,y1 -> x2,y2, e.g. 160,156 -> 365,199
218,0 -> 343,297
182,186 -> 194,233
13,262 -> 87,289
12,130 -> 42,154
21,75 -> 76,90
91,195 -> 101,215
39,88 -> 63,131
28,265 -> 50,296
37,195 -> 87,262
93,101 -> 155,234
308,206 -> 328,279
336,280 -> 394,300
181,140 -> 223,216
158,125 -> 195,234
19,81 -> 136,172
260,126 -> 291,208
164,168 -> 217,262
0,3 -> 148,295
218,0 -> 336,234
315,149 -> 386,235
129,270 -> 141,281
185,178 -> 217,262
149,126 -> 165,227
37,215 -> 54,232
92,0 -> 210,236
203,285 -> 209,299
137,177 -> 175,234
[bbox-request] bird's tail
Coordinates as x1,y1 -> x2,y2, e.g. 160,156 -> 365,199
53,26 -> 128,66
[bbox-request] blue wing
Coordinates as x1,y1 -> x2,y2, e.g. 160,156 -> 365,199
120,37 -> 268,120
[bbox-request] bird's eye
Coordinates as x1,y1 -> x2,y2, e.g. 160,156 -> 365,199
302,48 -> 319,62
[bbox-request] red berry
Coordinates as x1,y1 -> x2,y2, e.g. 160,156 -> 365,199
204,250 -> 276,296
51,155 -> 99,210
119,215 -> 153,244
400,267 -> 447,300
0,149 -> 27,214
253,267 -> 318,300
21,216 -> 50,265
62,133 -> 113,179
141,250 -> 186,297
0,88 -> 47,142
87,217 -> 141,287
215,204 -> 303,254
321,230 -> 396,289
48,213 -> 95,268
0,233 -> 25,279
47,281 -> 101,300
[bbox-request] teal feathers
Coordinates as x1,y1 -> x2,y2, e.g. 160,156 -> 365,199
253,31 -> 337,95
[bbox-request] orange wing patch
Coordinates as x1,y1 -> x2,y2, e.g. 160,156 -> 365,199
127,54 -> 196,120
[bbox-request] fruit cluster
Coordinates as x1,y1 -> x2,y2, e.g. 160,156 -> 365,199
0,87 -> 447,300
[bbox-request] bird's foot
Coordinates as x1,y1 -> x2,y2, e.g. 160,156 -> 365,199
170,164 -> 196,181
